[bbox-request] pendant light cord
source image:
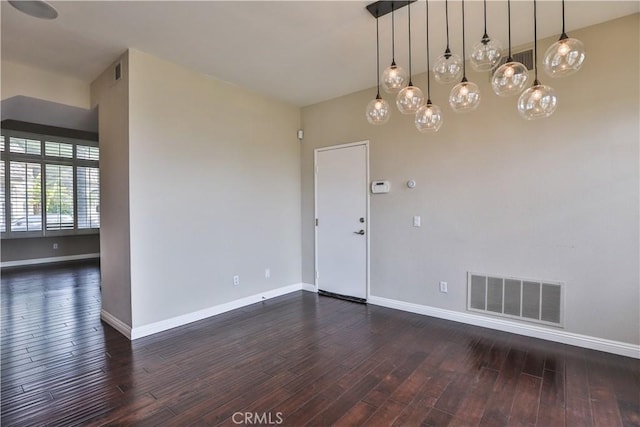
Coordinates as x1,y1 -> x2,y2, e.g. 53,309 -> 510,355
461,0 -> 467,81
391,5 -> 397,65
376,12 -> 381,98
425,0 -> 431,102
533,0 -> 539,84
444,0 -> 451,56
507,0 -> 513,60
482,0 -> 488,40
560,0 -> 568,39
407,0 -> 413,84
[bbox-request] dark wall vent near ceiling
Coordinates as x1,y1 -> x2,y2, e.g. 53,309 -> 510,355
490,49 -> 534,79
115,63 -> 122,81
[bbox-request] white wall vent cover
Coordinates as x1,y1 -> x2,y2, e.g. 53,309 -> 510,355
467,272 -> 564,327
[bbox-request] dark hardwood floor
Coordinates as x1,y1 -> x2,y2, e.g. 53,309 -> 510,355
1,262 -> 639,426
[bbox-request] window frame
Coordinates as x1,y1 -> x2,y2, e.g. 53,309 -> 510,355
1,129 -> 100,239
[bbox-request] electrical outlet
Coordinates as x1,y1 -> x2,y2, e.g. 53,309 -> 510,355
413,216 -> 421,227
439,281 -> 448,293
265,268 -> 270,279
53,243 -> 58,250
233,275 -> 240,286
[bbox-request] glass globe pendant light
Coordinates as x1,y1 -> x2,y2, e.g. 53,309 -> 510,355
415,0 -> 443,132
396,1 -> 425,115
491,0 -> 529,97
382,6 -> 408,93
470,0 -> 503,72
449,0 -> 480,113
366,11 -> 391,125
433,0 -> 462,84
518,0 -> 557,120
543,0 -> 585,78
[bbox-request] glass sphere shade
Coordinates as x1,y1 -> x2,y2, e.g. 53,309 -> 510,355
433,53 -> 463,84
415,103 -> 443,132
396,85 -> 425,115
382,64 -> 408,93
543,37 -> 585,78
491,61 -> 529,97
449,81 -> 481,113
517,84 -> 557,120
470,38 -> 503,72
365,97 -> 391,125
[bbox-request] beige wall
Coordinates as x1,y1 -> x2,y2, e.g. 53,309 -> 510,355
1,61 -> 98,266
301,14 -> 639,344
2,60 -> 90,109
90,53 -> 132,327
1,235 -> 99,263
127,50 -> 301,327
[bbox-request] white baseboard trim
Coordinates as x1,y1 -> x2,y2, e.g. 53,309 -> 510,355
130,283 -> 305,340
1,253 -> 100,269
100,309 -> 132,340
302,283 -> 317,293
368,295 -> 640,359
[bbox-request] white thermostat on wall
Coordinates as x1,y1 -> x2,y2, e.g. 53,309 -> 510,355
371,180 -> 390,194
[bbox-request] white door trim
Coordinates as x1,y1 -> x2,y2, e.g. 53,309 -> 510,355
314,140 -> 370,300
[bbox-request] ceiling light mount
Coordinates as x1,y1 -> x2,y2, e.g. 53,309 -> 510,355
9,0 -> 58,20
366,1 -> 417,19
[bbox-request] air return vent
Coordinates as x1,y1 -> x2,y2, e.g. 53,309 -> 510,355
467,272 -> 563,327
490,49 -> 534,79
114,63 -> 122,81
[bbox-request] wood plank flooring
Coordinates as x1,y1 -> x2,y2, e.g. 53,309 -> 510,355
1,262 -> 639,426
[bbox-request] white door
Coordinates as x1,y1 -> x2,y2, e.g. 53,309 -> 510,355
315,143 -> 368,301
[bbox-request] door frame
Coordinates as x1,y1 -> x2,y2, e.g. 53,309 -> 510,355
313,140 -> 370,300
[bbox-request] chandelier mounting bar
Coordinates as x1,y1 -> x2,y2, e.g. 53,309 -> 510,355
366,1 -> 417,19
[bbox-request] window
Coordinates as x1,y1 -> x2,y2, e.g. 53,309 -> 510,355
45,164 -> 74,230
9,162 -> 42,232
10,137 -> 41,155
0,159 -> 5,233
45,141 -> 73,159
77,166 -> 100,229
1,130 -> 99,237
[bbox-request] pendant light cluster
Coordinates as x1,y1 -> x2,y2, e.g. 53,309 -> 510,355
433,0 -> 462,84
518,0 -> 557,119
449,0 -> 481,113
365,0 -> 585,129
491,0 -> 529,97
415,0 -> 442,132
365,10 -> 391,125
470,0 -> 503,72
543,0 -> 586,77
396,1 -> 425,115
382,6 -> 408,92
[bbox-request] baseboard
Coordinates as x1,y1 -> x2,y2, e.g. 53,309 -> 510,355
100,309 -> 132,340
130,283 -> 305,340
368,295 -> 640,359
1,253 -> 100,269
302,283 -> 317,293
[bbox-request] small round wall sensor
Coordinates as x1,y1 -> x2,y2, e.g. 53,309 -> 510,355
407,180 -> 416,189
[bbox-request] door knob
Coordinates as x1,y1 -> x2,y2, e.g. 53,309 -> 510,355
354,230 -> 365,235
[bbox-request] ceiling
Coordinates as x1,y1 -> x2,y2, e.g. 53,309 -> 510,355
2,1 -> 638,107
